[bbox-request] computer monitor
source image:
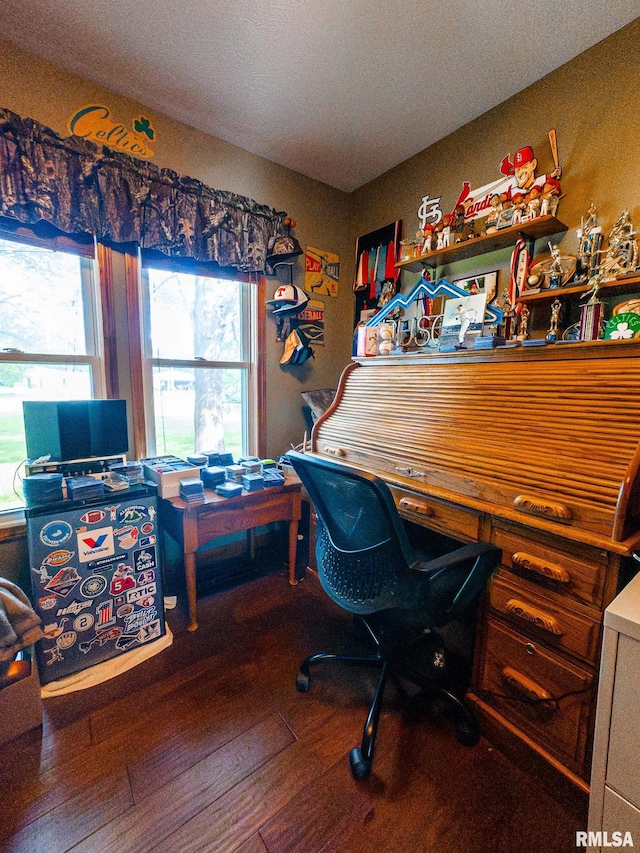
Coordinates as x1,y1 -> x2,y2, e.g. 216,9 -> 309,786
22,399 -> 129,462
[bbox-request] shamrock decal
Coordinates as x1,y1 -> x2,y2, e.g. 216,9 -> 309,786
610,321 -> 635,340
133,116 -> 155,140
604,312 -> 640,341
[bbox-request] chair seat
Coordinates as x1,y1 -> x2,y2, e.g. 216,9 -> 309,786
286,449 -> 499,779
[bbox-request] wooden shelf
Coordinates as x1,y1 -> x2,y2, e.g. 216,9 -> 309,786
517,274 -> 640,304
395,215 -> 568,272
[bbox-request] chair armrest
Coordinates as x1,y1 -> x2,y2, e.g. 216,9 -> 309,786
410,541 -> 499,574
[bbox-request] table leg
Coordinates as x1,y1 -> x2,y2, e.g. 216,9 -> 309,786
288,518 -> 300,586
184,551 -> 198,632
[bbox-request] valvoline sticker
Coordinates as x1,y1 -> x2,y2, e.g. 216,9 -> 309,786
77,526 -> 115,562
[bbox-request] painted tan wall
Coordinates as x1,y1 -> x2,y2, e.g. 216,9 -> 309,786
2,19 -> 640,588
0,36 -> 356,468
350,20 -> 640,320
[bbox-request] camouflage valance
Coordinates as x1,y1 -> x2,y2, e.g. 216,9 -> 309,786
0,107 -> 289,272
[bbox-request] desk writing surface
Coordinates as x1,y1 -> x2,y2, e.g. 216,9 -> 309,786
159,474 -> 302,631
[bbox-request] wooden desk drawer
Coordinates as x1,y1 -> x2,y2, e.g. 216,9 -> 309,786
389,486 -> 481,541
489,572 -> 600,665
490,520 -> 606,609
477,618 -> 593,771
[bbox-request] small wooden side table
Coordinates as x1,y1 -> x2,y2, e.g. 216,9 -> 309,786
160,475 -> 302,631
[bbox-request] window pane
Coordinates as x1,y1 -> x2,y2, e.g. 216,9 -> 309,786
152,366 -> 244,460
0,238 -> 90,355
0,365 -> 93,511
147,270 -> 243,361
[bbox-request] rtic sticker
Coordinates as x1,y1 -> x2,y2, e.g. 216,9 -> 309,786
126,582 -> 156,603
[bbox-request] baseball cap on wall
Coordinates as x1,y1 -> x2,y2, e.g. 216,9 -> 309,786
266,235 -> 303,272
267,285 -> 309,315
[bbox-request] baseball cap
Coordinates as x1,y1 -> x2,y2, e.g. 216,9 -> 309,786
267,285 -> 309,315
514,146 -> 535,167
266,235 -> 303,272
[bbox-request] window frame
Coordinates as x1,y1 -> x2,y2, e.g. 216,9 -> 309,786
0,221 -> 110,524
127,250 -> 267,462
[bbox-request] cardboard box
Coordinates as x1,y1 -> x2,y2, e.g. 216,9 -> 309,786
0,654 -> 42,745
141,455 -> 198,498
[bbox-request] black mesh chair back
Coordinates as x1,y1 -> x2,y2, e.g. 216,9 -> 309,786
286,450 -> 500,780
293,453 -> 416,614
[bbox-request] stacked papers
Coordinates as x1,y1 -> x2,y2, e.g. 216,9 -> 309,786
215,481 -> 243,498
66,476 -> 105,501
225,464 -> 246,483
242,473 -> 264,492
179,477 -> 205,503
201,466 -> 226,489
263,469 -> 285,488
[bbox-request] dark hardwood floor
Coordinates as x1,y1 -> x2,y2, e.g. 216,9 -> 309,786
0,560 -> 587,853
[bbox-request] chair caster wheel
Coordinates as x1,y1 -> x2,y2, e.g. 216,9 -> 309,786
349,747 -> 371,780
454,717 -> 479,747
296,670 -> 310,692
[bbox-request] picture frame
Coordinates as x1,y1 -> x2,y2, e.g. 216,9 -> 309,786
353,220 -> 402,328
439,292 -> 488,349
453,270 -> 498,304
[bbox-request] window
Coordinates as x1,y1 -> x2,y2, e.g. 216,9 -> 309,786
0,230 -> 104,513
141,265 -> 259,462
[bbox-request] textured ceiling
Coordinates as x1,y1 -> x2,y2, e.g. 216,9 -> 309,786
0,1 -> 637,192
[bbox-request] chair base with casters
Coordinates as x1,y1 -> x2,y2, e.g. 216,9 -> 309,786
286,449 -> 500,781
296,612 -> 481,780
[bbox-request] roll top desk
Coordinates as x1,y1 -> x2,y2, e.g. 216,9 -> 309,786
309,340 -> 640,791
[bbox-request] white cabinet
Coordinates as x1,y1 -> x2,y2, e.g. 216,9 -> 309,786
588,572 -> 640,852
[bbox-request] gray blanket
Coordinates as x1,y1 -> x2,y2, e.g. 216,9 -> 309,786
0,578 -> 46,662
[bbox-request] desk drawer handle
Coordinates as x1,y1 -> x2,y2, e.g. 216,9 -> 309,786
512,552 -> 570,584
500,666 -> 557,710
513,494 -> 572,521
504,598 -> 563,636
323,446 -> 345,457
398,497 -> 434,517
395,465 -> 427,480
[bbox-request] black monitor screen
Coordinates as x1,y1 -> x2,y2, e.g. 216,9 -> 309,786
23,399 -> 129,462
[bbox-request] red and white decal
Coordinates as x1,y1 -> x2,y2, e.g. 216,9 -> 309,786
80,509 -> 106,524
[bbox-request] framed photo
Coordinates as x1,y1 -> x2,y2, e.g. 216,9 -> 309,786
453,270 -> 498,304
439,292 -> 488,349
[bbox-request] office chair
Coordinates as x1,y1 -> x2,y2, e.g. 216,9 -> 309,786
286,449 -> 500,780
